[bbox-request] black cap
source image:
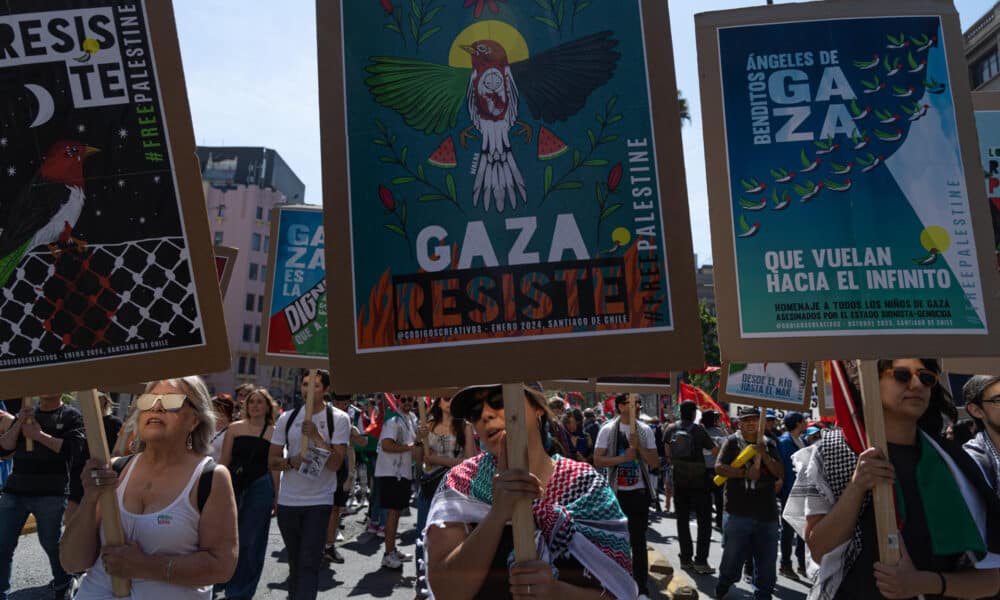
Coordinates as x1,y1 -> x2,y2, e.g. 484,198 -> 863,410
451,383 -> 544,420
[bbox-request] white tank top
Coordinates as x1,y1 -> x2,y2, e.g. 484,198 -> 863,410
74,454 -> 213,600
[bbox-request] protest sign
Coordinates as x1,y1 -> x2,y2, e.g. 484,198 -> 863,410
697,0 -> 1000,362
943,91 -> 1000,374
260,205 -> 327,368
318,0 -> 703,391
0,1 -> 229,397
214,245 -> 238,298
721,362 -> 812,411
816,361 -> 836,417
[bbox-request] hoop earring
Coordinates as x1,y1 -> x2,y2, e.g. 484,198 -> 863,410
186,433 -> 194,450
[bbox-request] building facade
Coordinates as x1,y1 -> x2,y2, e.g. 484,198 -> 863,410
196,147 -> 306,403
965,1 -> 1000,91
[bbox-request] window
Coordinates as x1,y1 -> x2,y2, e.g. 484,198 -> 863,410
248,357 -> 257,376
249,263 -> 259,280
216,205 -> 226,218
261,264 -> 268,282
242,324 -> 252,342
213,231 -> 224,245
237,356 -> 247,374
254,326 -> 261,343
256,206 -> 264,220
245,293 -> 255,311
252,233 -> 262,252
264,236 -> 270,250
257,295 -> 264,312
972,50 -> 1000,88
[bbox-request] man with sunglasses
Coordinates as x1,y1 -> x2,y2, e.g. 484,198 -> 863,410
374,395 -> 419,570
962,375 -> 1000,493
0,394 -> 85,600
268,370 -> 350,600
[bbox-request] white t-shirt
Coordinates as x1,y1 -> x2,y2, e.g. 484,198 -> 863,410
595,420 -> 656,491
375,413 -> 418,480
271,405 -> 351,507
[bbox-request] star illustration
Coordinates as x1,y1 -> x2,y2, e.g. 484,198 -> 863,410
117,128 -> 128,139
76,124 -> 86,133
6,166 -> 15,176
117,179 -> 126,188
0,137 -> 7,148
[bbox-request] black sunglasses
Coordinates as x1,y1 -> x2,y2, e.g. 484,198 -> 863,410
883,367 -> 938,388
466,390 -> 504,422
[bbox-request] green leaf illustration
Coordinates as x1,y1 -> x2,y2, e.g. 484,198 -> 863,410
601,203 -> 623,219
384,223 -> 407,238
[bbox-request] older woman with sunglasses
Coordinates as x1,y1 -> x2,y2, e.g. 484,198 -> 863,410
61,377 -> 239,599
784,359 -> 1000,600
424,384 -> 637,600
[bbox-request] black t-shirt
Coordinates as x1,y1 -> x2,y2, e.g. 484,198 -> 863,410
835,442 -> 965,600
4,404 -> 85,497
663,421 -> 716,462
717,434 -> 780,521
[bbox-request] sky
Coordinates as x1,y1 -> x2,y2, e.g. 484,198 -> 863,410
172,0 -> 996,267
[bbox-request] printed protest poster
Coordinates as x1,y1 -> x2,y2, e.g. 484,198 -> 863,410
943,92 -> 1000,374
697,0 -> 1000,362
720,362 -> 812,411
214,245 -> 237,298
319,1 -> 703,391
0,1 -> 228,397
260,205 -> 327,368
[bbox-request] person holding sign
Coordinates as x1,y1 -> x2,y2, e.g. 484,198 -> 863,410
425,384 -> 636,600
594,394 -> 659,597
62,377 -> 239,600
0,394 -> 84,600
714,407 -> 783,600
784,359 -> 1000,600
267,370 -> 350,600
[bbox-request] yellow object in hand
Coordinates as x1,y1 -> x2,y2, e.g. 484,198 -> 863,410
713,445 -> 757,487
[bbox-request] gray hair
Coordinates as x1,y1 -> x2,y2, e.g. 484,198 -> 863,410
132,376 -> 216,455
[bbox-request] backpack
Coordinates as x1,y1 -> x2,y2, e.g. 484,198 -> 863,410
285,404 -> 335,446
111,455 -> 216,512
668,422 -> 706,489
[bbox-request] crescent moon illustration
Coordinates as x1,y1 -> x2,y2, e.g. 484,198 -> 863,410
25,84 -> 55,129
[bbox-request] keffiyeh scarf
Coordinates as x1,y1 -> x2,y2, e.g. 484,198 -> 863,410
423,453 -> 638,600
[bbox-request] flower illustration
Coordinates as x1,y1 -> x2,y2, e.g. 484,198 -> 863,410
378,184 -> 413,257
379,0 -> 393,13
607,163 -> 623,193
378,184 -> 396,212
464,0 -> 506,18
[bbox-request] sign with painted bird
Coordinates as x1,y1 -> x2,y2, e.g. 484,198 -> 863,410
318,1 -> 703,391
696,0 -> 1000,362
0,1 -> 229,396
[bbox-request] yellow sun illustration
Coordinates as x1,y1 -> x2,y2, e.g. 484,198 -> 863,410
448,20 -> 530,68
919,225 -> 951,253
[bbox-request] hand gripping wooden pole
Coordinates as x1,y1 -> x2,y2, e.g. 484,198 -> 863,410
301,369 -> 317,460
78,389 -> 131,597
503,383 -> 537,561
857,360 -> 901,565
753,406 -> 767,469
23,398 -> 34,452
417,395 -> 428,430
627,393 -> 637,430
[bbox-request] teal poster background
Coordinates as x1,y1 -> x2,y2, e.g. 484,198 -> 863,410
266,207 -> 327,360
718,16 -> 987,337
340,2 -> 673,352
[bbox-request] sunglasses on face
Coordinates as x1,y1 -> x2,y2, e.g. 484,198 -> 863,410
883,367 -> 938,388
467,391 -> 504,423
137,393 -> 188,412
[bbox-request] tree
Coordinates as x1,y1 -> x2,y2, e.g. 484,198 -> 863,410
677,90 -> 691,125
688,301 -> 720,395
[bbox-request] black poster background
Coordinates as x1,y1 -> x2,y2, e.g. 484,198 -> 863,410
0,1 -> 203,369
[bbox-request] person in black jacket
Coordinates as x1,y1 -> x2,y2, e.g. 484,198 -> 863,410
0,394 -> 85,600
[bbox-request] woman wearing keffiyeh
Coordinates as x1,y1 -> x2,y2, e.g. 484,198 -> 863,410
783,358 -> 1000,599
423,384 -> 637,600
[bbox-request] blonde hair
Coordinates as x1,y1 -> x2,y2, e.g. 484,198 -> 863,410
133,376 -> 216,454
245,387 -> 279,426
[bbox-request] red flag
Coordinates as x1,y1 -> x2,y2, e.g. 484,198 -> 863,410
679,383 -> 731,427
830,361 -> 867,455
602,395 -> 615,418
364,393 -> 401,439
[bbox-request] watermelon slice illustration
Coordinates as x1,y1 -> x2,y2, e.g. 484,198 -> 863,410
428,137 -> 457,169
538,126 -> 569,160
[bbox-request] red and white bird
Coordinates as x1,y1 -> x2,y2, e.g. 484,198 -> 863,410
464,41 -> 527,212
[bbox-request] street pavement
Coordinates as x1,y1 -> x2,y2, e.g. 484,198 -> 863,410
10,496 -> 811,599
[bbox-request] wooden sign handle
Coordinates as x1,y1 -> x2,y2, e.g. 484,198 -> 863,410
627,393 -> 637,430
503,383 -> 537,562
417,395 -> 428,436
23,398 -> 34,452
753,406 -> 766,468
78,390 -> 131,597
857,360 -> 900,565
301,369 -> 317,459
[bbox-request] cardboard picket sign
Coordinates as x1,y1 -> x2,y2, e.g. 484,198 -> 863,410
214,245 -> 238,298
696,0 -> 1000,362
942,91 -> 1000,375
0,1 -> 230,398
540,379 -> 598,394
720,362 -> 812,412
318,0 -> 703,392
595,373 -> 672,394
260,205 -> 328,368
